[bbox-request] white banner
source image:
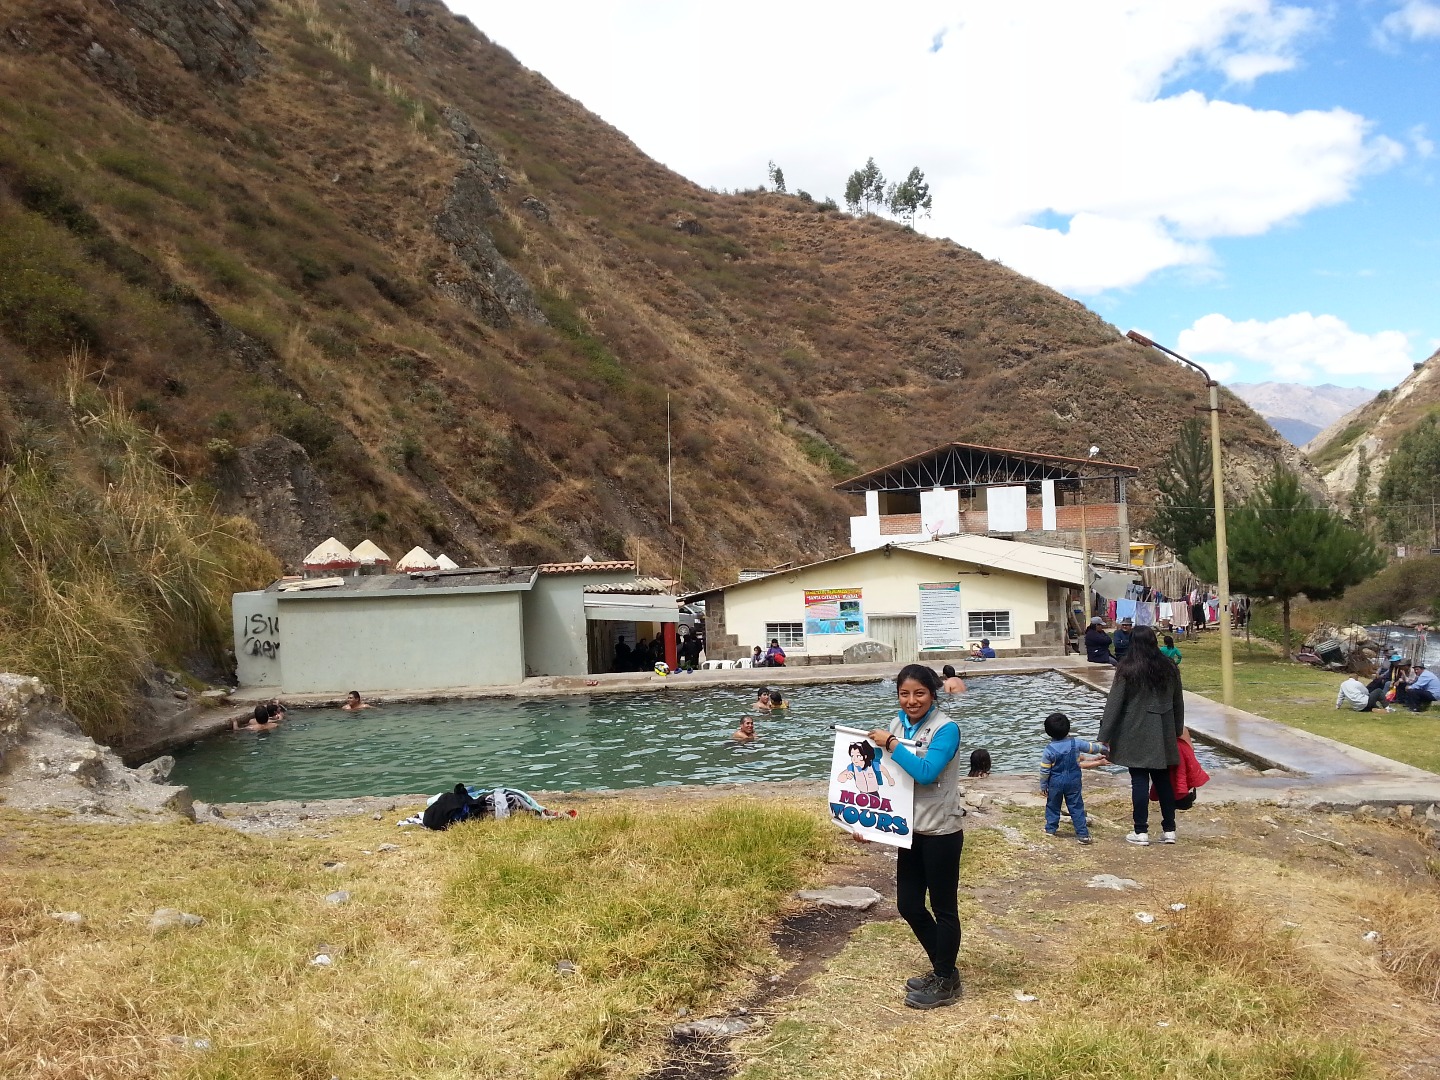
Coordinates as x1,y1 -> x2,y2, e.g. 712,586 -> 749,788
827,726 -> 915,848
917,582 -> 964,649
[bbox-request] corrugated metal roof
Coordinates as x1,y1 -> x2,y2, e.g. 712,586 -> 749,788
681,534 -> 1087,600
270,566 -> 537,597
582,577 -> 670,595
539,560 -> 637,574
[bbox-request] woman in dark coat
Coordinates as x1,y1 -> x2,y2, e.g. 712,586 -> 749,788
1098,625 -> 1185,845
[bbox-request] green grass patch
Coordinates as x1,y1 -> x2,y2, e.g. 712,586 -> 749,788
96,148 -> 208,209
536,289 -> 626,389
792,432 -> 854,479
1180,631 -> 1440,773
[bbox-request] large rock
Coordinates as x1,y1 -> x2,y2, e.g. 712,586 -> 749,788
433,164 -> 545,328
842,639 -> 894,665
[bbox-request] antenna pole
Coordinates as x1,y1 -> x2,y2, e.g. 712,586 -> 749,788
667,394 -> 674,525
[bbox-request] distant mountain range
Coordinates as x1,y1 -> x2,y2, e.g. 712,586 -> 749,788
1228,382 -> 1376,447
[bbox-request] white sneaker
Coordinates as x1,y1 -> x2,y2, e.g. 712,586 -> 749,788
1161,831 -> 1177,844
1125,831 -> 1150,845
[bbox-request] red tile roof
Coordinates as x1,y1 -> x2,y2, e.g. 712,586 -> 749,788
538,560 -> 636,574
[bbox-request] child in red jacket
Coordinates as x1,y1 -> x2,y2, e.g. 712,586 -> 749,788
1151,729 -> 1209,810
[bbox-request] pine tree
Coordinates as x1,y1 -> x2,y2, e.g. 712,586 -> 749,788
1349,445 -> 1370,525
1146,418 -> 1214,565
1188,465 -> 1384,657
1377,414 -> 1440,542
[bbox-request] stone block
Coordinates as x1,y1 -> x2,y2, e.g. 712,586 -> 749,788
841,639 -> 894,665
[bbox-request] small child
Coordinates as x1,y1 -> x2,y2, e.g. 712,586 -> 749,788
1039,712 -> 1108,844
967,748 -> 991,778
1160,635 -> 1183,665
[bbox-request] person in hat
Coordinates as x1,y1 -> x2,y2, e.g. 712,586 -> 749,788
1402,662 -> 1440,711
1367,653 -> 1406,697
1112,618 -> 1135,662
1084,617 -> 1115,665
977,639 -> 996,659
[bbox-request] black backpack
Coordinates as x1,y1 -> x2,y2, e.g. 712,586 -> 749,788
421,784 -> 484,830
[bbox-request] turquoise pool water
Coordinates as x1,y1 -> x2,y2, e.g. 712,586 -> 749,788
169,673 -> 1238,803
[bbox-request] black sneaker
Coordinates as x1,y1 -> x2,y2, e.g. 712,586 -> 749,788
905,971 -> 962,1009
905,971 -> 939,992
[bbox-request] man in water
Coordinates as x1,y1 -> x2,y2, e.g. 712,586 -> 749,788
732,716 -> 756,741
940,665 -> 967,693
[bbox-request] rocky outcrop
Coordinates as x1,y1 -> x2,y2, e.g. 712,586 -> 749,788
432,108 -> 543,328
116,0 -> 267,83
212,433 -> 341,572
0,674 -> 196,821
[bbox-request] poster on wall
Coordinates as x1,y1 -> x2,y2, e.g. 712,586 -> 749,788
804,589 -> 865,635
827,726 -> 914,848
917,582 -> 965,649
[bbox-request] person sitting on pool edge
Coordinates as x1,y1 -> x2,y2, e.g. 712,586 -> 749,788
340,690 -> 376,712
977,639 -> 996,659
733,715 -> 756,741
941,666 -> 967,694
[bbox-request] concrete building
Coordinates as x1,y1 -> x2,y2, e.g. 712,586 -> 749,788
232,559 -> 681,693
688,535 -> 1088,665
836,442 -> 1138,562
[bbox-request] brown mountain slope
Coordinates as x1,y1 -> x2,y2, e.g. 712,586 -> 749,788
1304,349 -> 1440,504
0,0 -> 1289,584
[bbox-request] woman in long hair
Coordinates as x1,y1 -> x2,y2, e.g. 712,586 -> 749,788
866,663 -> 966,1009
1098,625 -> 1185,845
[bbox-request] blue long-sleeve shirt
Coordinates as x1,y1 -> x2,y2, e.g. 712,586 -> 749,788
887,709 -> 960,786
1410,668 -> 1440,697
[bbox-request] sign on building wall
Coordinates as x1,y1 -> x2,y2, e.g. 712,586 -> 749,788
827,726 -> 914,848
804,589 -> 865,635
917,582 -> 965,649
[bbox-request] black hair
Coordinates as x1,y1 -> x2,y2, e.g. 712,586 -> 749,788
1162,635 -> 1175,648
347,690 -> 360,699
847,741 -> 875,768
1043,712 -> 1071,739
768,691 -> 783,705
968,748 -> 991,777
1115,625 -> 1178,692
895,663 -> 943,699
942,664 -> 957,677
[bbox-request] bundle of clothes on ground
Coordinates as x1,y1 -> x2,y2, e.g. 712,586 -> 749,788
398,784 -> 575,829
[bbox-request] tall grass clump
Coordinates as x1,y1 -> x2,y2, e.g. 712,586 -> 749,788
0,359 -> 279,740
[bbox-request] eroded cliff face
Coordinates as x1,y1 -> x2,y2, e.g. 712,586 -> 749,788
1305,351 -> 1440,505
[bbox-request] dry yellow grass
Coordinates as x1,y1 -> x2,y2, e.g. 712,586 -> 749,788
0,798 -> 832,1080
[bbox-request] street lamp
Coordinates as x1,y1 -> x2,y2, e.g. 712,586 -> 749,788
1125,330 -> 1235,708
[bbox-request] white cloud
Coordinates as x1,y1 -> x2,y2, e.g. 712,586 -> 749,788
1178,313 -> 1415,382
1379,1 -> 1440,43
1409,124 -> 1436,158
458,1 -> 1403,295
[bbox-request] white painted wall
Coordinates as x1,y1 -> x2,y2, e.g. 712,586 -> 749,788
233,591 -> 282,688
919,487 -> 960,536
523,571 -> 633,677
276,591 -> 525,693
720,548 -> 1052,658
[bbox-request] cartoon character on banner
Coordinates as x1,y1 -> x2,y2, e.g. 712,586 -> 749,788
835,740 -> 896,794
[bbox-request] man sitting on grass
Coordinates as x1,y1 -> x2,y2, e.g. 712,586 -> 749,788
1402,662 -> 1440,712
1336,675 -> 1388,714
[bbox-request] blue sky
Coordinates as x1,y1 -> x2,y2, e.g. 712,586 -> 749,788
457,1 -> 1440,390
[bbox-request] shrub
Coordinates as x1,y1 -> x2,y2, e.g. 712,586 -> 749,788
0,369 -> 278,740
0,207 -> 97,353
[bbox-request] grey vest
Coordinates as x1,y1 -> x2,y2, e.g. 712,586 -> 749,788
889,708 -> 965,836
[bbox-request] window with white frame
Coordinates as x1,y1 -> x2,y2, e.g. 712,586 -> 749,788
967,611 -> 1012,639
765,622 -> 805,650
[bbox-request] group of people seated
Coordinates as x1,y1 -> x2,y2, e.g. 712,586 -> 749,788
748,639 -> 788,667
1336,653 -> 1440,713
1084,617 -> 1183,668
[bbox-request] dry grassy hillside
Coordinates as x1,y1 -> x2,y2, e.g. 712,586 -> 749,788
1305,348 -> 1440,505
0,0 -> 1288,585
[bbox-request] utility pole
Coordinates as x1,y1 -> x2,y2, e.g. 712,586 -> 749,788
1127,331 -> 1234,708
666,393 -> 673,526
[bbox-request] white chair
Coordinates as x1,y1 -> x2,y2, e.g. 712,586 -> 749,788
733,658 -> 753,669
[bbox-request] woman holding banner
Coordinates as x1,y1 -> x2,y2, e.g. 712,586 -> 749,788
867,663 -> 965,1010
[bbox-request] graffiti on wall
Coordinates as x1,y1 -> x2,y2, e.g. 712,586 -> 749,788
244,613 -> 280,658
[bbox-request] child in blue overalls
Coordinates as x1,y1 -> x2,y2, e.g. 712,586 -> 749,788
1039,712 -> 1108,844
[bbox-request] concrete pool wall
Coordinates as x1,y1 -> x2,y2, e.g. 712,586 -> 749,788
127,655 -> 1440,808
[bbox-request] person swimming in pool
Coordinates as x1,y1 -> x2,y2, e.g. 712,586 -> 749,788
733,715 -> 757,741
836,740 -> 896,794
340,690 -> 376,712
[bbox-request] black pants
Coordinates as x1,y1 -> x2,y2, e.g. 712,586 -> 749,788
1129,768 -> 1176,834
1359,688 -> 1388,712
896,830 -> 963,977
